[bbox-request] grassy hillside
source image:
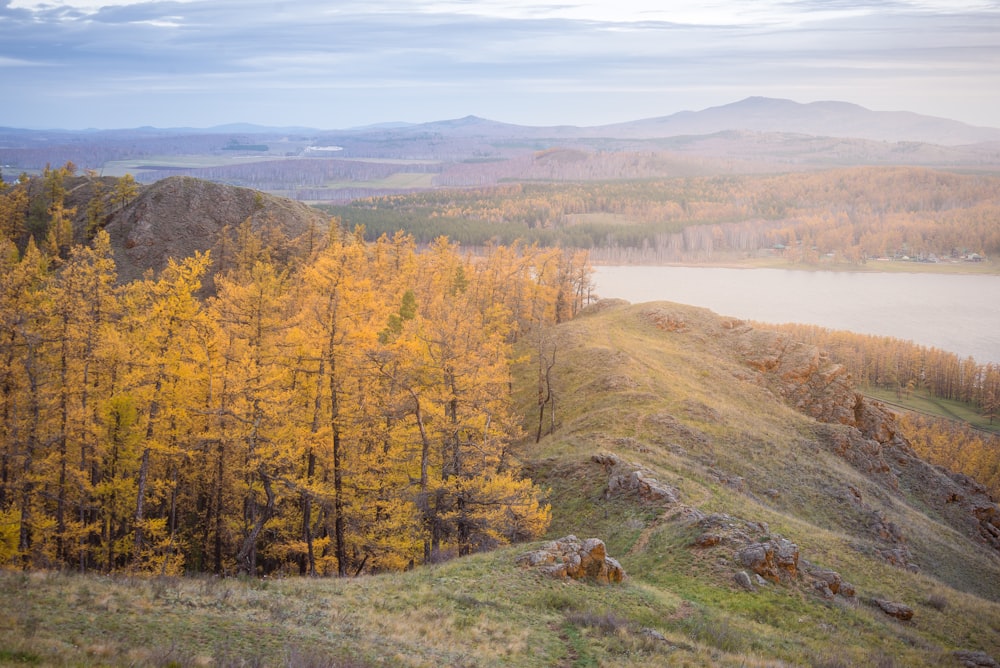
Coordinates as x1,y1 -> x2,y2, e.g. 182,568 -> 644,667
3,300 -> 999,667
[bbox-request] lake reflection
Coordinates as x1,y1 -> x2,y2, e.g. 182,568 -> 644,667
592,266 -> 1000,364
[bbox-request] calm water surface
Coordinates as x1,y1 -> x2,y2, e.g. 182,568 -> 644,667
592,266 -> 1000,364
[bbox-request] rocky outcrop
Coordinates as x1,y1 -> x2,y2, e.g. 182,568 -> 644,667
688,513 -> 863,601
737,538 -> 800,582
733,571 -> 755,591
728,322 -> 1000,558
806,567 -> 856,600
517,536 -> 626,584
592,453 -> 680,505
733,329 -> 857,425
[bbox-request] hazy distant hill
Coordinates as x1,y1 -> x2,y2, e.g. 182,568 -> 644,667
361,97 -> 1000,146
6,97 -> 1000,203
591,97 -> 1000,146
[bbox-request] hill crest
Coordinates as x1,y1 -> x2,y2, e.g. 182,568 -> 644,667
522,299 -> 1000,600
102,175 -> 328,288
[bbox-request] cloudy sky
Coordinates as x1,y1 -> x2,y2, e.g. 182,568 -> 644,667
2,0 -> 999,130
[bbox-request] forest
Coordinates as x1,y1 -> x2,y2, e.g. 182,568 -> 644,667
0,202 -> 591,575
325,166 -> 1000,263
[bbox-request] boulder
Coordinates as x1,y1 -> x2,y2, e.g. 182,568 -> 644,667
954,650 -> 999,667
517,535 -> 626,584
809,568 -> 842,595
809,568 -> 857,598
873,598 -> 914,621
734,571 -> 755,592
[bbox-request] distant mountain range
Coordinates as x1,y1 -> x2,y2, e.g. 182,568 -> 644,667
387,97 -> 1000,146
4,97 -> 1000,147
592,97 -> 1000,146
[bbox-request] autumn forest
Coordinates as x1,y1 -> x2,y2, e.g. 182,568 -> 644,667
0,179 -> 594,575
328,165 -> 1000,264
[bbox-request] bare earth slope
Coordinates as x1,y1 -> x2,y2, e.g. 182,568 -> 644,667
103,175 -> 328,287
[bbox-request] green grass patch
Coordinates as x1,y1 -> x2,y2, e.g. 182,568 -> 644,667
863,387 -> 1000,433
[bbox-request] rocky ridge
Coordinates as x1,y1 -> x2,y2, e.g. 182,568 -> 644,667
528,299 -> 1000,661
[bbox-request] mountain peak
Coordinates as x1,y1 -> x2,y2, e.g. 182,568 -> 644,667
598,97 -> 1000,145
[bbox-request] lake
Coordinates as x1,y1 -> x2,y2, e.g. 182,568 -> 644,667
591,266 -> 1000,364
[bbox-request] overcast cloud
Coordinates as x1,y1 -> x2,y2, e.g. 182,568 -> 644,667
1,0 -> 998,129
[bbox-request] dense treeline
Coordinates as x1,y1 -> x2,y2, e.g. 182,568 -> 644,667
0,222 -> 591,576
896,414 -> 1000,500
326,167 -> 1000,261
0,163 -> 137,255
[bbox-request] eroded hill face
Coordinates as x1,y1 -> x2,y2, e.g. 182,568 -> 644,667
102,175 -> 328,289
516,299 -> 1000,663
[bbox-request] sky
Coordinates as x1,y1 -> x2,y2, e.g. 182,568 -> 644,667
1,0 -> 999,130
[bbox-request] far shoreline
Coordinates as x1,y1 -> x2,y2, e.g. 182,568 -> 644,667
588,256 -> 1000,275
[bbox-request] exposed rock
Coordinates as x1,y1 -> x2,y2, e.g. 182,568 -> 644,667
734,571 -> 755,592
640,627 -> 668,643
954,650 -> 999,667
693,533 -> 722,548
517,535 -> 626,584
737,538 -> 799,582
733,330 -> 857,425
872,598 -> 914,621
643,307 -> 690,332
592,453 -> 680,505
102,176 -> 327,292
816,424 -> 895,487
878,547 -> 918,572
809,568 -> 842,595
812,581 -> 835,599
730,318 -> 1000,560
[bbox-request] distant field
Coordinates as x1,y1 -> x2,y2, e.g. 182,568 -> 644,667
323,172 -> 436,189
101,154 -> 286,177
102,154 -> 442,178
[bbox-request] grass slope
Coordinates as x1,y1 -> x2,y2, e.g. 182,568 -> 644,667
3,300 -> 999,667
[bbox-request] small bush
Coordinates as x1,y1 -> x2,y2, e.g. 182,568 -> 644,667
566,610 -> 629,635
680,614 -> 747,654
0,648 -> 42,665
